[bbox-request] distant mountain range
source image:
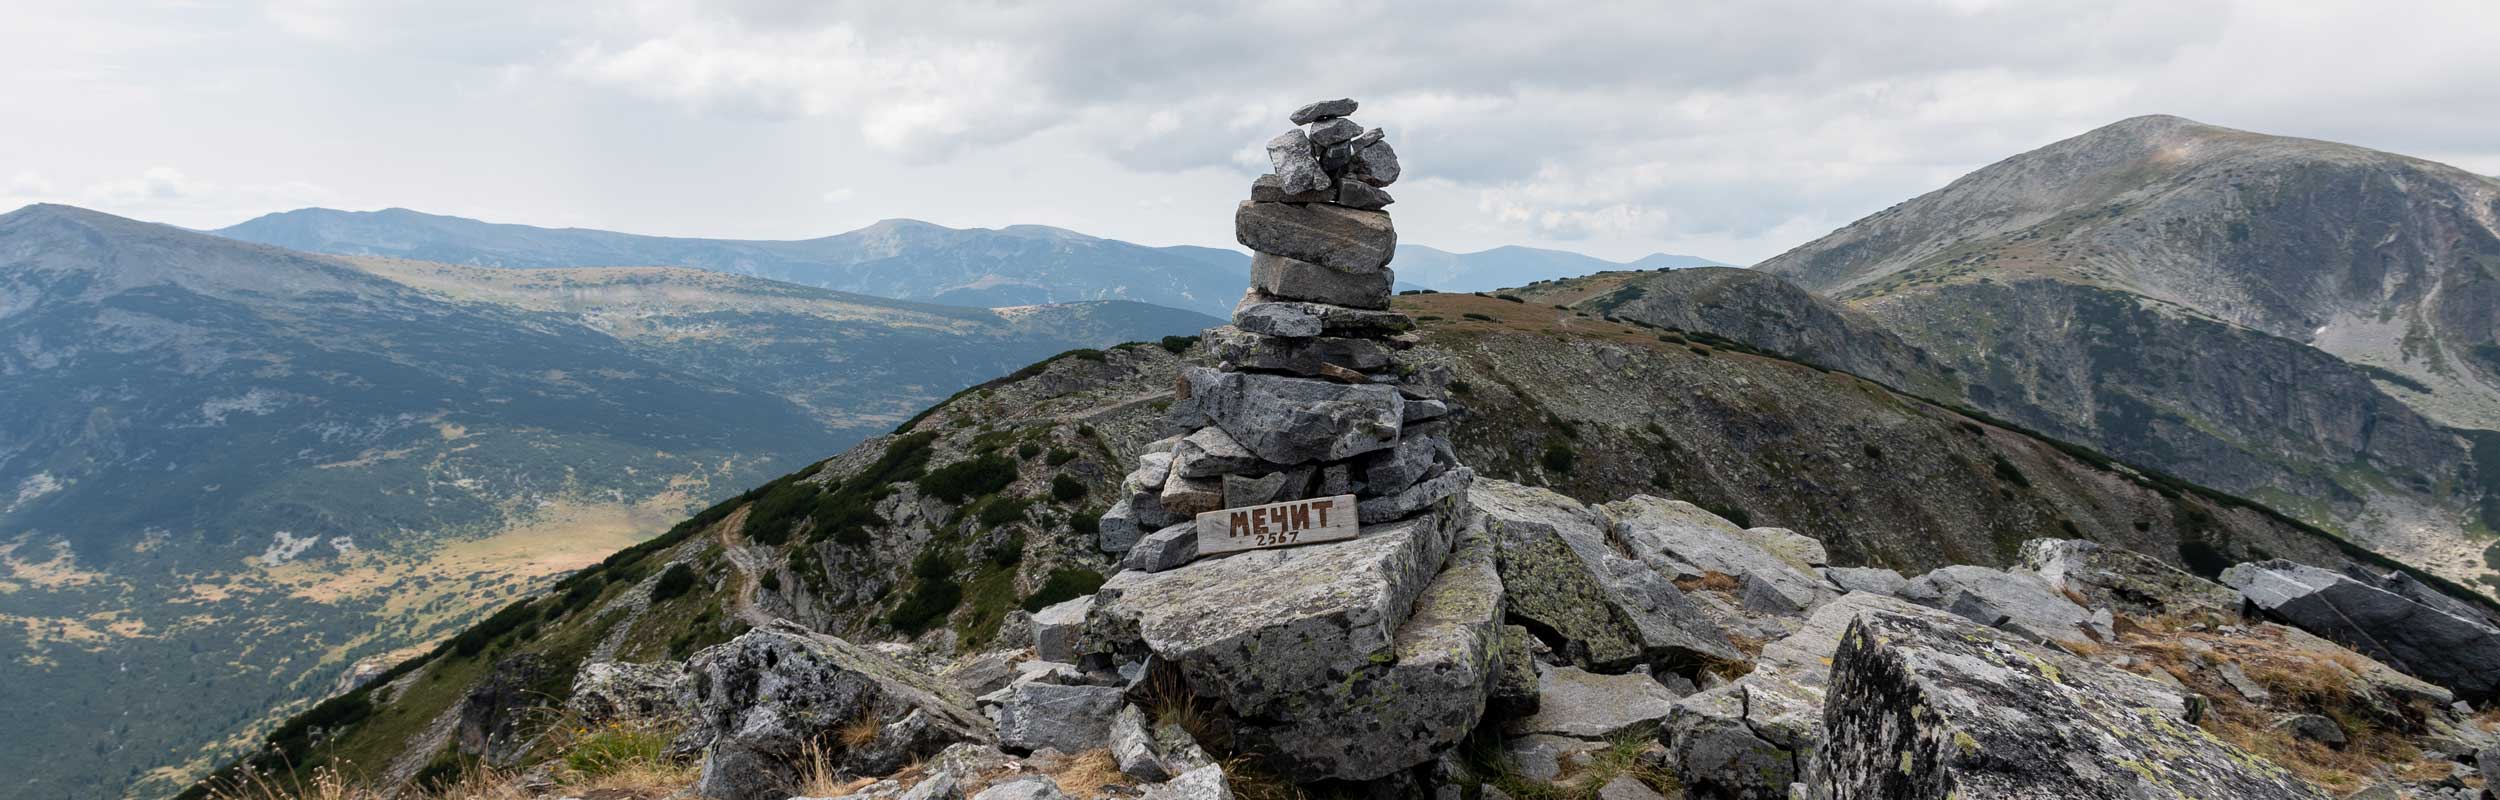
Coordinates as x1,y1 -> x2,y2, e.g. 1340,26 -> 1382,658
214,208 -> 1726,313
0,203 -> 1212,799
1757,115 -> 2500,592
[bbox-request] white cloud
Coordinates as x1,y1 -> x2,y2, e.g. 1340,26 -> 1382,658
820,187 -> 854,203
3,0 -> 2497,263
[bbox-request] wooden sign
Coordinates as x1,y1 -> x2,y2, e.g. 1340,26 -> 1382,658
1195,494 -> 1360,555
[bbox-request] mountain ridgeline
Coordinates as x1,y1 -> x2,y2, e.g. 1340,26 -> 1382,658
1755,115 -> 2500,594
213,208 -> 1726,314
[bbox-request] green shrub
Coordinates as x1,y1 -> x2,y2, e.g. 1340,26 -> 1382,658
976,495 -> 1034,527
759,571 -> 782,592
742,480 -> 820,546
887,576 -> 963,634
1017,442 -> 1043,460
1050,474 -> 1089,503
1991,455 -> 2032,488
1021,568 -> 1107,612
987,533 -> 1026,567
1495,294 -> 1526,303
1045,448 -> 1078,466
1159,335 -> 1199,354
1463,313 -> 1496,322
651,563 -> 699,603
918,455 -> 1021,503
449,600 -> 540,657
1070,511 -> 1100,535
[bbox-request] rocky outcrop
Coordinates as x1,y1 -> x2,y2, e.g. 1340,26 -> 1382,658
455,653 -> 556,767
567,660 -> 687,726
679,622 -> 990,800
1470,479 -> 1737,670
2019,538 -> 2237,620
1602,495 -> 1834,614
2222,559 -> 2500,701
1898,565 -> 2112,647
1238,524 -> 1505,778
1813,605 -> 2322,799
1664,594 -> 1934,800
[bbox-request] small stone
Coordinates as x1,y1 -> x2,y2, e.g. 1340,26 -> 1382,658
1597,775 -> 1665,800
1251,252 -> 1393,310
1121,523 -> 1199,574
2218,661 -> 2272,704
1249,173 -> 1330,204
998,682 -> 1126,753
971,777 -> 1068,800
1033,597 -> 1093,663
1822,566 -> 1908,596
1098,498 -> 1145,554
1358,466 -> 1472,524
1160,470 -> 1224,517
1235,200 -> 1397,274
1319,142 -> 1354,176
1173,367 -> 1405,464
1223,469 -> 1302,508
1336,181 -> 1394,210
1141,764 -> 1231,800
1351,127 -> 1385,148
1290,98 -> 1359,125
1204,326 -> 1399,377
1233,302 -> 1325,338
1171,426 -> 1266,479
2271,713 -> 2347,746
1507,665 -> 1682,739
1306,117 -> 1363,147
1351,139 -> 1401,187
1110,705 -> 1169,781
1264,130 -> 1331,195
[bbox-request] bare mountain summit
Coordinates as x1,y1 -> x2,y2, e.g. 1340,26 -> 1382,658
1758,115 -> 2500,592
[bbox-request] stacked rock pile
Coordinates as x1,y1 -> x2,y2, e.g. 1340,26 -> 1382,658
1033,100 -> 1498,783
1098,97 -> 1469,567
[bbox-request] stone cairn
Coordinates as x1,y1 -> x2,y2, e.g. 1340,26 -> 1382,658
1037,101 -> 1494,784
1097,97 -> 1471,565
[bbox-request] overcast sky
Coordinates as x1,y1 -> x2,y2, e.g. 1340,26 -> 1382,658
4,1 -> 2496,265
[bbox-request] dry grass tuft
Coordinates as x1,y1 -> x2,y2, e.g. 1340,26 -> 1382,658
1043,750 -> 1128,798
1672,571 -> 1742,596
205,763 -> 528,800
841,713 -> 885,748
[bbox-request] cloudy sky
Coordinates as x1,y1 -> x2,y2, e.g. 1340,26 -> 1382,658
5,0 -> 2497,265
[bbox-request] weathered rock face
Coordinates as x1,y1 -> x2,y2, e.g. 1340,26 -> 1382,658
1238,522 -> 1505,780
1505,666 -> 1680,739
1470,479 -> 1739,670
2019,538 -> 2238,620
1235,201 -> 1397,274
1250,252 -> 1395,309
1813,606 -> 2322,799
456,653 -> 555,766
2222,559 -> 2500,701
1177,367 -> 1404,464
1086,507 -> 1463,715
567,660 -> 687,726
1603,496 -> 1834,613
997,682 -> 1125,753
679,623 -> 990,800
1664,594 -> 1935,800
1899,565 -> 2112,647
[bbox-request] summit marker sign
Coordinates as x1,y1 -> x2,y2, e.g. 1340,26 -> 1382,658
1195,493 -> 1360,555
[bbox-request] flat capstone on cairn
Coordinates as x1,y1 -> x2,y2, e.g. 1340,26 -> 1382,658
1098,96 -> 1465,562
